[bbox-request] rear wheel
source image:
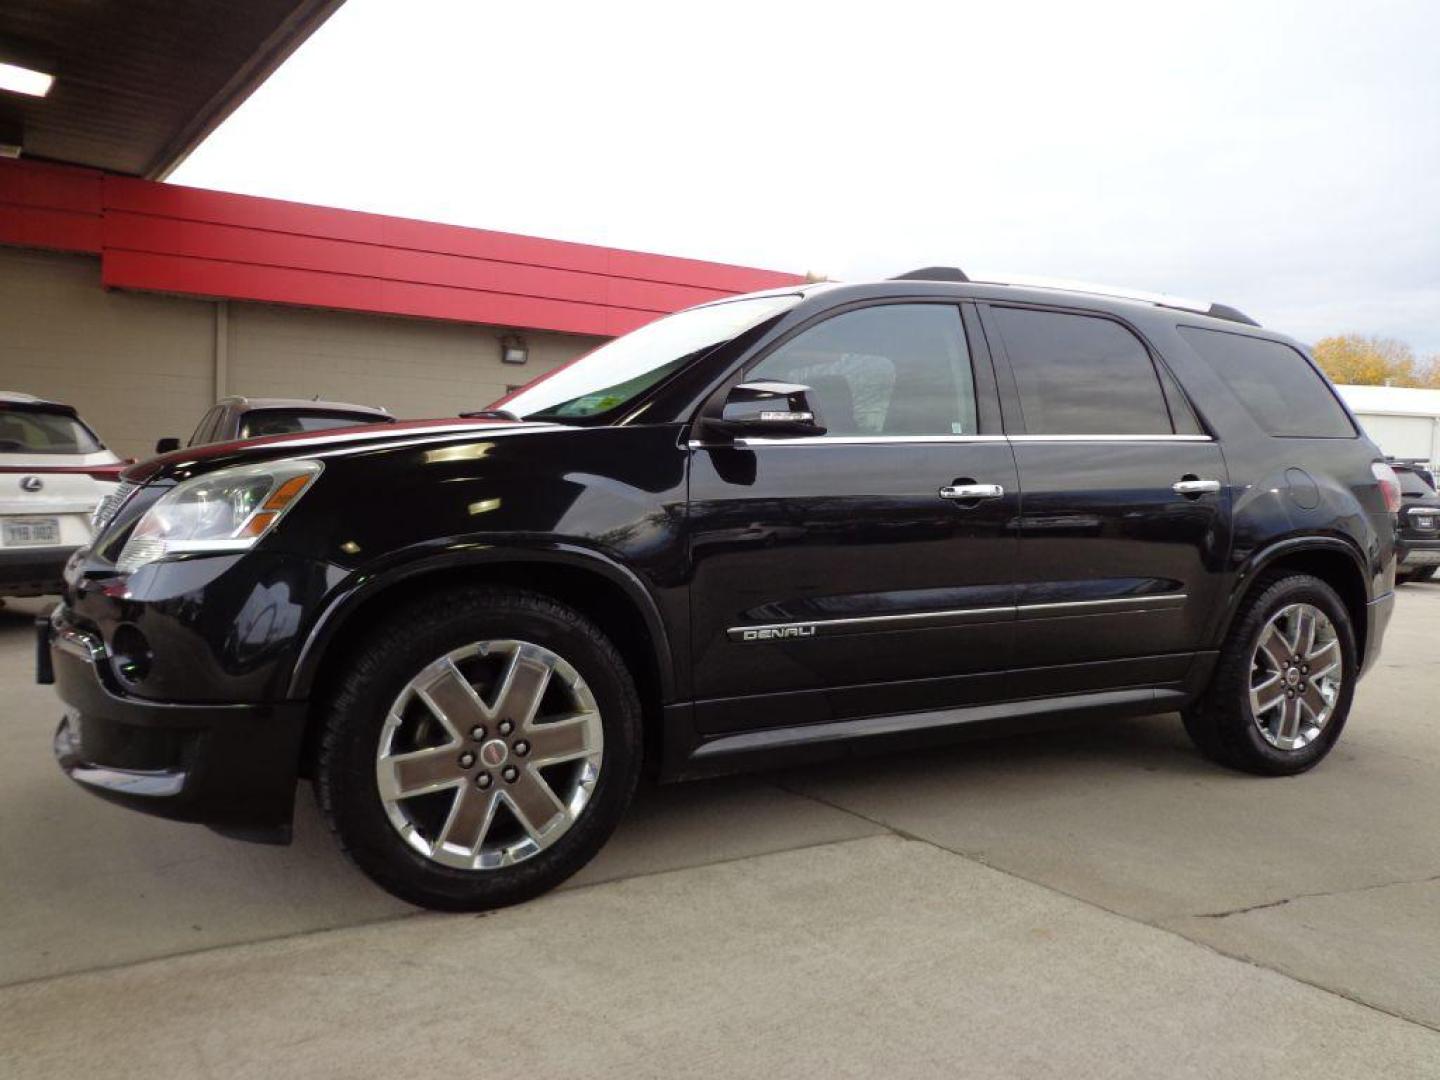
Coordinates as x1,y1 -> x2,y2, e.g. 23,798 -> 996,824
1404,566 -> 1436,583
1183,573 -> 1355,775
317,587 -> 642,910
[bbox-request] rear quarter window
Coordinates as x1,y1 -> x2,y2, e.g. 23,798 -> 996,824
1178,326 -> 1355,438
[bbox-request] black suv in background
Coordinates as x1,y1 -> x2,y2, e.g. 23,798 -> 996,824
1392,461 -> 1440,582
41,270 -> 1398,909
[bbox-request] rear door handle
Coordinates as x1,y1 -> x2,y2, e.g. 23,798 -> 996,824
939,483 -> 1005,501
1172,478 -> 1222,496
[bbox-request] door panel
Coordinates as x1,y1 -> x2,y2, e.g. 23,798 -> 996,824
688,439 -> 1019,732
1007,438 -> 1230,691
978,302 -> 1233,693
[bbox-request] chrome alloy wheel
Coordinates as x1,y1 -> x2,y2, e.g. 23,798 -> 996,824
376,640 -> 604,870
1248,603 -> 1343,751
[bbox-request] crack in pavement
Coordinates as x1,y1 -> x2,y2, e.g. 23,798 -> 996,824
1191,871 -> 1440,920
770,777 -> 1440,1036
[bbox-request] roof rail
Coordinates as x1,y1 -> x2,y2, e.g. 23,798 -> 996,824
889,266 -> 969,282
884,268 -> 1260,327
974,273 -> 1260,327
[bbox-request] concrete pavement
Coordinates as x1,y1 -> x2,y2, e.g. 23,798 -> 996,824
3,588 -> 1438,1076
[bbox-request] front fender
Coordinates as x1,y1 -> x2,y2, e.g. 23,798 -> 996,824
286,541 -> 678,701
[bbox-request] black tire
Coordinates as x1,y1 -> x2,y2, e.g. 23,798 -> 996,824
1182,572 -> 1356,776
316,586 -> 643,910
1409,566 -> 1436,583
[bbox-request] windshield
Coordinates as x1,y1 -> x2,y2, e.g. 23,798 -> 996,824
497,294 -> 803,421
0,408 -> 103,454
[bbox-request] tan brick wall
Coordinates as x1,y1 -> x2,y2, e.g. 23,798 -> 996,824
225,302 -> 596,422
0,246 -> 604,460
0,248 -> 214,460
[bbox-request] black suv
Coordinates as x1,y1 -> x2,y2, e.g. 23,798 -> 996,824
40,271 -> 1399,909
1392,461 -> 1440,582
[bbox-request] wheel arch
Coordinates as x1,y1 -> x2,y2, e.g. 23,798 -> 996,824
291,547 -> 677,775
1218,536 -> 1371,659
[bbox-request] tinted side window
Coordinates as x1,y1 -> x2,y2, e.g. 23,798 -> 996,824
188,406 -> 222,447
1178,327 -> 1355,438
992,307 -> 1173,435
746,304 -> 978,436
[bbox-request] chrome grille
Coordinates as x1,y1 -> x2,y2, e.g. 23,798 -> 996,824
91,480 -> 139,534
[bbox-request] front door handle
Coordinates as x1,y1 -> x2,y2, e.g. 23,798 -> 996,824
939,483 -> 1005,501
1172,478 -> 1222,496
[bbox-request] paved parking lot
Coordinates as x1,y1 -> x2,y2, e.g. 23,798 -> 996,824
3,589 -> 1439,1078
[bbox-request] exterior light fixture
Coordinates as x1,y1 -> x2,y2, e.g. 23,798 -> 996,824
0,62 -> 55,98
500,334 -> 528,365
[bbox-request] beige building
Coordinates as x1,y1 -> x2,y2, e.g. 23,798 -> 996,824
0,246 -> 602,460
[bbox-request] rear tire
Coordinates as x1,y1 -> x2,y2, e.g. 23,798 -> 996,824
1408,566 -> 1435,583
316,586 -> 643,910
1183,573 -> 1355,776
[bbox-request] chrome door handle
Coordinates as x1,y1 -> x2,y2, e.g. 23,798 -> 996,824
939,483 -> 1005,501
1172,478 -> 1222,496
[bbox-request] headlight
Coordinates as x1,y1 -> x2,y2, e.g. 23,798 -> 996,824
117,460 -> 322,574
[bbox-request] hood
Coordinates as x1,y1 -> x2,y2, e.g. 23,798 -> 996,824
124,416 -> 564,484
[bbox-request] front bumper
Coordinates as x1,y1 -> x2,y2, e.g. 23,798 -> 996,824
44,614 -> 307,837
0,544 -> 79,595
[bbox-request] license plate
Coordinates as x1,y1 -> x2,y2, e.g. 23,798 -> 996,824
1416,515 -> 1435,530
2,517 -> 60,546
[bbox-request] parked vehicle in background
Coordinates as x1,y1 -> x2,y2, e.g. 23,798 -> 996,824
157,396 -> 393,453
43,269 -> 1397,910
1,392 -> 126,597
1392,461 -> 1440,583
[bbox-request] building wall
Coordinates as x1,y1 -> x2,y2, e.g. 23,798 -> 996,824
0,246 -> 602,459
224,302 -> 594,426
0,246 -> 214,458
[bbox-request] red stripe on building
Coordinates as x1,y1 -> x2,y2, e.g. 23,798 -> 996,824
0,159 -> 803,337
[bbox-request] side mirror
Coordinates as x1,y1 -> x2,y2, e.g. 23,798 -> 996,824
155,437 -> 181,455
708,381 -> 827,438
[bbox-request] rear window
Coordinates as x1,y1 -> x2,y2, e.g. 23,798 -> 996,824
0,408 -> 103,454
1178,327 -> 1355,438
1396,468 -> 1435,497
240,410 -> 389,439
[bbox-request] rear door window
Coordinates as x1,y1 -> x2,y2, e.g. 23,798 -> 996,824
989,307 -> 1175,435
1177,327 -> 1355,438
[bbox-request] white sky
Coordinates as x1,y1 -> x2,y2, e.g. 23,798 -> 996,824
172,0 -> 1440,353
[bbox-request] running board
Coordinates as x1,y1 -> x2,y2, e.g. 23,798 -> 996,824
690,687 -> 1186,761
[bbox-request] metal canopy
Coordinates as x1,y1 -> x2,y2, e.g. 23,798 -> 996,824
0,0 -> 344,178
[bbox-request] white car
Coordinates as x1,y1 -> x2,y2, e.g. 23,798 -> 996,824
1,392 -> 127,597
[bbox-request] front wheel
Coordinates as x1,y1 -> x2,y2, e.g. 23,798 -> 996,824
317,587 -> 643,910
1183,573 -> 1355,776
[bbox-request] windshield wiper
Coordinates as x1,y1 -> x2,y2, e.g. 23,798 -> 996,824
459,409 -> 520,421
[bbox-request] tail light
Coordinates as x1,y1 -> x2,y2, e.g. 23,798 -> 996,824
1372,461 -> 1402,513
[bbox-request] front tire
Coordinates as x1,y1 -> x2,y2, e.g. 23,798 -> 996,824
317,587 -> 642,910
1183,573 -> 1355,776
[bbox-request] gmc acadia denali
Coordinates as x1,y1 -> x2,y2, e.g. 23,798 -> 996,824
40,269 -> 1399,909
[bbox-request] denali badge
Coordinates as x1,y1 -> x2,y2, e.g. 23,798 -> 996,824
739,625 -> 817,642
